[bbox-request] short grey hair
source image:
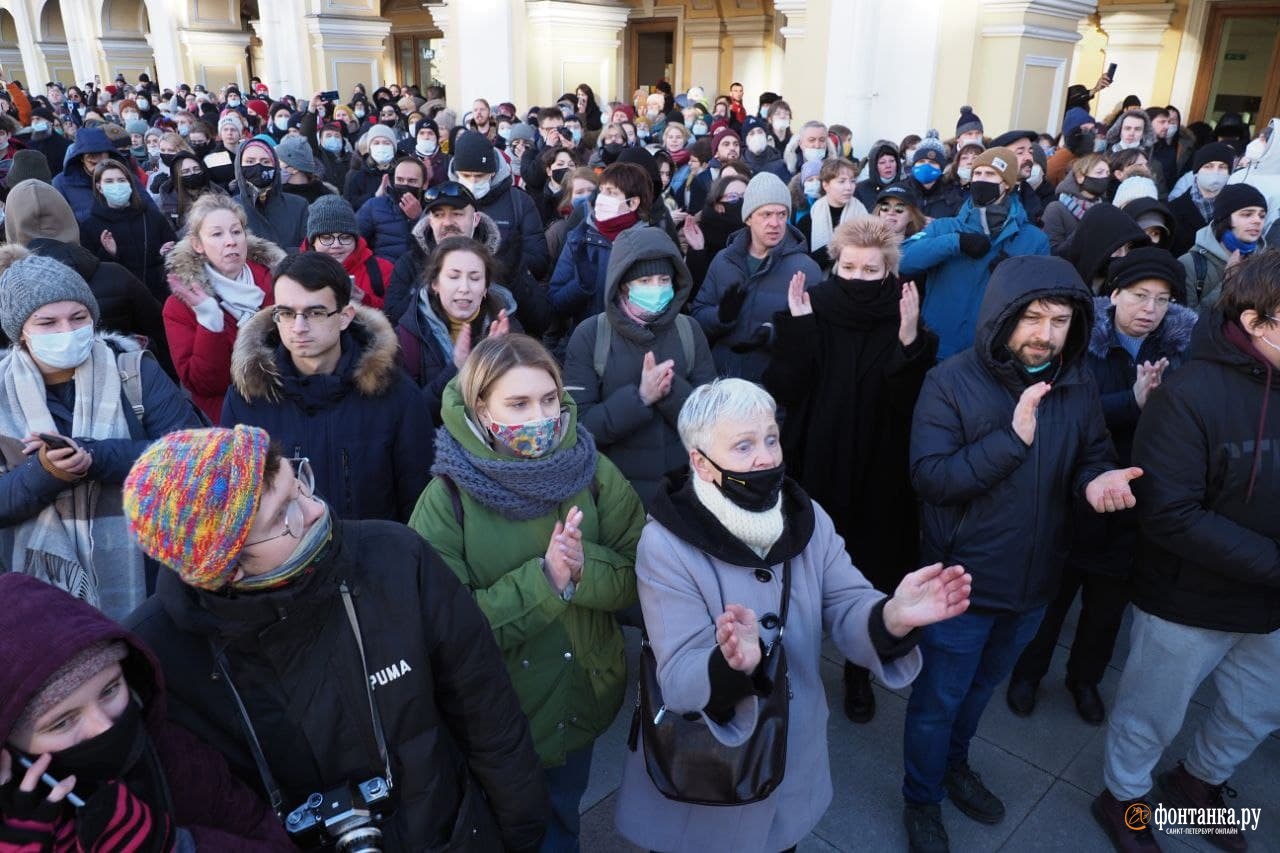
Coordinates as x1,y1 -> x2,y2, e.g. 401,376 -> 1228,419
677,379 -> 777,453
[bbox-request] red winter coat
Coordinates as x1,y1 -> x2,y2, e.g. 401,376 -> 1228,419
298,236 -> 392,310
162,235 -> 284,423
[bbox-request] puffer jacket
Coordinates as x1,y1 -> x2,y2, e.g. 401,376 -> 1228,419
562,228 -> 717,506
53,128 -> 154,219
1131,313 -> 1280,634
222,306 -> 431,522
1178,224 -> 1267,311
355,192 -> 417,262
1040,172 -> 1105,253
77,191 -> 177,302
126,519 -> 550,852
690,224 -> 822,381
162,235 -> 284,423
447,152 -> 551,280
909,255 -> 1117,613
548,211 -> 649,327
901,192 -> 1051,360
232,145 -> 309,251
408,382 -> 645,765
341,155 -> 392,211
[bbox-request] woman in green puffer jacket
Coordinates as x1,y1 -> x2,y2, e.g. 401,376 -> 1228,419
408,332 -> 644,853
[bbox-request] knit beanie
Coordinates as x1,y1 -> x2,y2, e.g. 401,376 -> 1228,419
711,126 -> 740,158
217,112 -> 244,132
0,254 -> 100,342
956,106 -> 983,138
1113,176 -> 1159,209
911,130 -> 948,167
124,426 -> 272,591
1193,142 -> 1236,173
1062,107 -> 1095,139
3,151 -> 53,189
275,135 -> 318,175
972,147 -> 1019,188
10,641 -> 127,744
741,171 -> 792,222
125,119 -> 149,136
452,130 -> 497,173
800,160 -> 823,182
507,122 -> 536,143
362,123 -> 397,148
1107,245 -> 1187,304
622,257 -> 675,284
1212,183 -> 1267,225
307,194 -> 359,239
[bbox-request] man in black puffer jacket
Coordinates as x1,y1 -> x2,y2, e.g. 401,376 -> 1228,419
1094,250 -> 1280,852
903,254 -> 1134,852
124,426 -> 549,853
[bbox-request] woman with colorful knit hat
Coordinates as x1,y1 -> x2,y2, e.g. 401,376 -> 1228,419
123,424 -> 550,851
0,250 -> 202,619
409,333 -> 647,852
0,574 -> 293,850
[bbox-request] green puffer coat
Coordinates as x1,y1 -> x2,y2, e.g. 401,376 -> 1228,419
409,378 -> 644,766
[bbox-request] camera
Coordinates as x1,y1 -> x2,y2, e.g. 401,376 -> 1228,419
284,777 -> 393,852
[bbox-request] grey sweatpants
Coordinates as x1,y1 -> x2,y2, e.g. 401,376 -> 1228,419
1103,607 -> 1280,800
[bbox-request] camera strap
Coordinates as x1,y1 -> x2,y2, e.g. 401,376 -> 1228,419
211,645 -> 285,818
340,581 -> 395,791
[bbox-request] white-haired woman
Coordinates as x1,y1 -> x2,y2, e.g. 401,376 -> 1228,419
615,378 -> 971,853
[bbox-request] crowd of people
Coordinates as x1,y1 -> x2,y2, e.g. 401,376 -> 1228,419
0,65 -> 1276,853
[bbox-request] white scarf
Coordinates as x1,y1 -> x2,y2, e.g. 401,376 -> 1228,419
0,340 -> 145,619
197,261 -> 264,332
808,195 -> 868,254
692,473 -> 784,558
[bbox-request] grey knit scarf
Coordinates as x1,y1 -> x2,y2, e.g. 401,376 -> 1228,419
431,423 -> 599,521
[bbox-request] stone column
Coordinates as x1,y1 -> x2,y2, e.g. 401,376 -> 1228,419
722,14 -> 772,106
58,0 -> 105,84
424,2 -> 453,96
1095,2 -> 1175,118
683,17 -> 723,95
773,0 -> 825,122
5,0 -> 50,89
176,28 -> 251,91
303,14 -> 393,96
522,1 -> 631,111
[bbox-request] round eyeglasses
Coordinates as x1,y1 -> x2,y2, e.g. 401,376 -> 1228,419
243,458 -> 315,547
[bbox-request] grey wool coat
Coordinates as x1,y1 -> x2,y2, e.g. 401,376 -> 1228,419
616,473 -> 923,852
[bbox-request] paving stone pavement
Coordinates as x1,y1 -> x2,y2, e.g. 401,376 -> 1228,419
578,604 -> 1280,852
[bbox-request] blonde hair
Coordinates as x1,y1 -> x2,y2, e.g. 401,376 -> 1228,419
459,334 -> 563,414
185,193 -> 247,241
159,131 -> 191,154
828,215 -> 903,274
1071,153 -> 1107,181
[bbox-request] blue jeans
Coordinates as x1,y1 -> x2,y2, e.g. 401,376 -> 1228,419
902,607 -> 1046,804
539,745 -> 594,853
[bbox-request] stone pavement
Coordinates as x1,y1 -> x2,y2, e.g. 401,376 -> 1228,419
578,604 -> 1280,852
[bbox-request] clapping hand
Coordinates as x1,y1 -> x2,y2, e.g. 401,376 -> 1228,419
639,351 -> 675,405
1086,468 -> 1143,513
489,309 -> 511,339
716,604 -> 762,673
883,564 -> 972,636
544,506 -> 585,592
1012,382 -> 1052,446
682,215 -> 705,252
899,280 -> 920,346
786,271 -> 811,317
1133,358 -> 1169,409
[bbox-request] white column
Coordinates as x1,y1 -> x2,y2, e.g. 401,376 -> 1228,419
59,0 -> 104,84
7,0 -> 50,88
303,15 -> 393,96
445,0 -> 514,106
683,18 -> 723,95
773,0 -> 821,120
722,14 -> 772,106
522,2 -> 631,110
1096,2 -> 1175,117
424,1 -> 454,97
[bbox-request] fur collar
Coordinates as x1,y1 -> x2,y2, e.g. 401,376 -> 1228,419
409,210 -> 502,256
164,234 -> 286,298
1088,295 -> 1198,360
229,304 -> 400,403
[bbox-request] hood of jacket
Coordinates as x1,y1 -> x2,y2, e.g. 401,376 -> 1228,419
438,371 -> 583,463
1055,170 -> 1083,197
25,238 -> 103,281
1105,109 -> 1157,151
1192,222 -> 1233,263
1064,203 -> 1148,284
0,574 -> 166,745
975,253 -> 1095,384
603,226 -> 694,336
1088,295 -> 1198,360
5,180 -> 80,244
165,233 -> 286,298
409,209 -> 501,257
782,133 -> 838,175
862,139 -> 901,188
61,126 -> 116,170
230,304 -> 402,403
232,140 -> 284,202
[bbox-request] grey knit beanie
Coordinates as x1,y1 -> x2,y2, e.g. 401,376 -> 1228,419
623,257 -> 675,283
363,124 -> 397,147
741,172 -> 792,222
306,195 -> 359,239
10,641 -> 127,744
0,254 -> 101,342
275,135 -> 318,175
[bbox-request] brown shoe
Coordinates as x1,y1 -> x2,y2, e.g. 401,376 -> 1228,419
1091,789 -> 1162,852
1158,761 -> 1248,852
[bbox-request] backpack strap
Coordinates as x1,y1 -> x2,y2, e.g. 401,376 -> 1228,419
1192,250 -> 1208,302
674,314 -> 695,376
592,314 -> 611,379
116,348 -> 148,421
364,257 -> 385,298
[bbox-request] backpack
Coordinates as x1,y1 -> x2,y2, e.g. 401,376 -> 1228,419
364,256 -> 385,298
592,312 -> 696,379
116,348 -> 148,420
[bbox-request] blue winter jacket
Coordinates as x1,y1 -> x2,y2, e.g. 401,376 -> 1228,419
356,194 -> 417,263
548,213 -> 648,327
53,128 -> 157,220
900,193 -> 1050,361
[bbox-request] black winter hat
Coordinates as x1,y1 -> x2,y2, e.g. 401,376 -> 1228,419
1192,142 -> 1236,173
1212,183 -> 1267,225
956,106 -> 983,138
622,257 -> 674,284
876,180 -> 921,208
991,129 -> 1036,148
451,130 -> 496,173
1106,245 -> 1187,303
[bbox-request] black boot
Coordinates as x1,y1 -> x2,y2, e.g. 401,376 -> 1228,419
1066,678 -> 1106,725
1006,676 -> 1039,717
843,661 -> 875,723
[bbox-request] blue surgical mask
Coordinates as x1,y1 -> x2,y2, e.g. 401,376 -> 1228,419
570,128 -> 583,144
101,182 -> 133,207
274,116 -> 289,132
912,161 -> 942,184
26,325 -> 95,369
627,281 -> 675,315
31,121 -> 49,134
321,136 -> 343,153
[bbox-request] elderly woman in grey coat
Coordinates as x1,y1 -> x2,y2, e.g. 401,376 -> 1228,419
615,378 -> 972,853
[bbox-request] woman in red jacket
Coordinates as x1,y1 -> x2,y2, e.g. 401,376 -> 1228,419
162,194 -> 284,423
299,194 -> 392,309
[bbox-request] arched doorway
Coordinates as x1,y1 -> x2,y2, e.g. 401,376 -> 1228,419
0,9 -> 22,82
100,0 -> 155,84
39,1 -> 73,84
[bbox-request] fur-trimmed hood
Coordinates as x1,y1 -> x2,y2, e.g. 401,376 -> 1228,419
409,209 -> 501,256
1088,295 -> 1198,360
229,304 -> 401,403
164,233 -> 286,297
1105,109 -> 1158,152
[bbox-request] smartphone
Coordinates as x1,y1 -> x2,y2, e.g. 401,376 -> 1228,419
1106,62 -> 1117,81
37,433 -> 71,450
320,90 -> 340,102
15,755 -> 85,808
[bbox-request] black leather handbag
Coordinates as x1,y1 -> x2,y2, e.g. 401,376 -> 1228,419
630,560 -> 791,806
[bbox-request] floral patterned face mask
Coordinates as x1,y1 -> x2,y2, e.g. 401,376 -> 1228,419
487,413 -> 563,458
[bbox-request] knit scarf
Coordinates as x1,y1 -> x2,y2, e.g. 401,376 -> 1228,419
668,147 -> 691,167
0,340 -> 145,619
1059,192 -> 1097,221
806,196 -> 863,253
203,262 -> 264,329
597,210 -> 639,243
1190,182 -> 1215,224
691,472 -> 784,558
431,421 -> 599,521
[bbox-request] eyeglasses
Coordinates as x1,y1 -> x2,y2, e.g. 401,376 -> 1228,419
272,306 -> 343,325
1120,291 -> 1172,309
243,459 -> 314,547
314,233 -> 356,247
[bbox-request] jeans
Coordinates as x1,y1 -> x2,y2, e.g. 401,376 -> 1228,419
539,745 -> 595,853
902,606 -> 1047,804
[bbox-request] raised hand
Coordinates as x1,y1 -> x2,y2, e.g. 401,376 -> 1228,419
682,214 -> 705,252
99,230 -> 117,257
544,506 -> 585,592
786,270 -> 811,317
1012,381 -> 1052,446
399,190 -> 423,220
1086,467 -> 1143,513
168,273 -> 212,310
451,323 -> 472,369
715,604 -> 762,673
883,563 -> 972,635
899,280 -> 920,346
639,351 -> 676,405
1133,358 -> 1169,409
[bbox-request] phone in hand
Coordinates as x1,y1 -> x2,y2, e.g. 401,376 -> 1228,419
1106,62 -> 1117,81
319,90 -> 340,102
37,433 -> 72,450
15,754 -> 86,808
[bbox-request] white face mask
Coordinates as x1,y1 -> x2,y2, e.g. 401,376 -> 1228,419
594,193 -> 626,221
746,133 -> 767,155
136,98 -> 149,110
370,143 -> 394,164
463,176 -> 491,199
416,138 -> 438,156
274,116 -> 289,132
771,118 -> 789,135
803,179 -> 821,197
1196,170 -> 1228,194
1165,124 -> 1179,141
26,325 -> 95,369
1114,140 -> 1140,151
802,147 -> 824,163
1027,163 -> 1044,189
958,166 -> 973,182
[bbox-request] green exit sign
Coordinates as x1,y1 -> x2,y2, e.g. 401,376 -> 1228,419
1225,51 -> 1248,61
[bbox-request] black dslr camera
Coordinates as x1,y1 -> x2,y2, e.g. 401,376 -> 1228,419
284,777 -> 393,852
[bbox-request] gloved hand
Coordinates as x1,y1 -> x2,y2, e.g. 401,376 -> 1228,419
718,283 -> 749,324
729,323 -> 774,354
75,781 -> 174,853
958,233 -> 991,258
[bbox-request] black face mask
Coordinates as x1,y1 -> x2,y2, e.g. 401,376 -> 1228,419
550,166 -> 569,185
242,163 -> 275,189
190,141 -> 212,158
42,699 -> 146,797
181,170 -> 209,190
698,451 -> 786,512
970,181 -> 1003,207
390,183 -> 420,205
159,152 -> 178,168
602,142 -> 624,161
1080,175 -> 1110,196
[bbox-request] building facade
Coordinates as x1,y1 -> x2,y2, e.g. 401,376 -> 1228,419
0,0 -> 1276,154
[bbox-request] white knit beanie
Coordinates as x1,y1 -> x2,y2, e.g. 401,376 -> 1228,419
1113,176 -> 1158,210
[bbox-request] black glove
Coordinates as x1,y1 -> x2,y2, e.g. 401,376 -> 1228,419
729,323 -> 773,354
0,773 -> 65,844
718,283 -> 749,324
75,781 -> 174,853
958,233 -> 991,258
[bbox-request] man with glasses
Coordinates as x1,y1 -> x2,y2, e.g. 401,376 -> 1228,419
223,251 -> 428,522
123,424 -> 549,851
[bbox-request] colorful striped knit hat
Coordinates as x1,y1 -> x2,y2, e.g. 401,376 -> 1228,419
124,426 -> 271,590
